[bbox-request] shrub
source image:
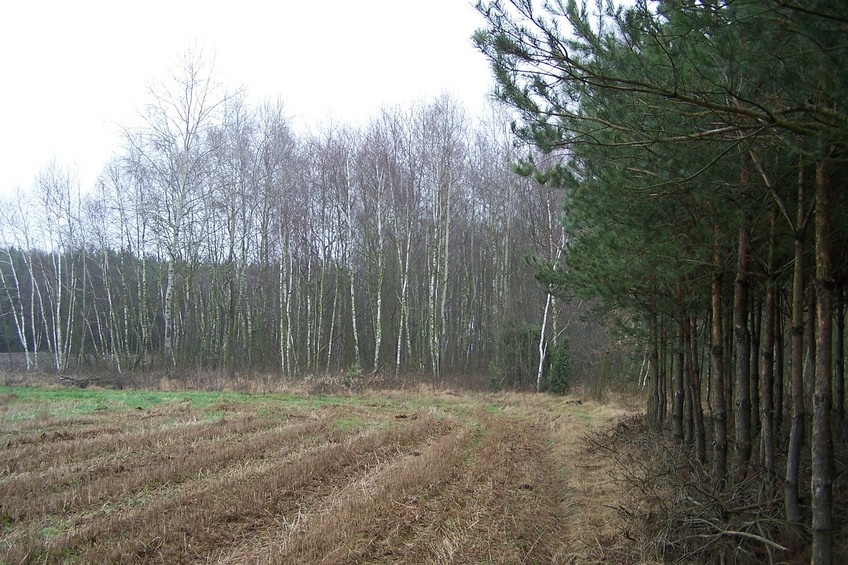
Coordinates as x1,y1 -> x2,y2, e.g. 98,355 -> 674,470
343,362 -> 362,388
488,361 -> 504,391
546,339 -> 571,395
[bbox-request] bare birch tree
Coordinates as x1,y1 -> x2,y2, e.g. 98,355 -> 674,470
125,49 -> 225,370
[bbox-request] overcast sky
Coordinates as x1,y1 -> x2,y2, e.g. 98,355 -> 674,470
0,0 -> 494,195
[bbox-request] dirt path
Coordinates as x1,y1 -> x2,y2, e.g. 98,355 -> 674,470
0,388 -> 632,564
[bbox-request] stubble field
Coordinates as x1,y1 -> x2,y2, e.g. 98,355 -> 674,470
0,385 -> 632,564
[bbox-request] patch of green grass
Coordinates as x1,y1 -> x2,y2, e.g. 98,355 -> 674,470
334,415 -> 367,431
37,518 -> 70,539
485,403 -> 503,413
0,385 -> 552,434
460,424 -> 489,466
569,407 -> 600,422
200,410 -> 228,423
255,405 -> 293,423
0,512 -> 13,532
0,386 -> 170,416
394,393 -> 467,412
0,386 -> 377,423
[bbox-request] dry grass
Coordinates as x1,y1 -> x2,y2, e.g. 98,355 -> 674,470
0,384 -> 634,564
264,419 -> 469,563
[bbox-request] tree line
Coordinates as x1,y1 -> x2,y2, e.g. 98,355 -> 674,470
0,52 -> 605,389
475,0 -> 847,561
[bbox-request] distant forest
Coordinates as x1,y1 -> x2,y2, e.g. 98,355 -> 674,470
0,60 -> 616,389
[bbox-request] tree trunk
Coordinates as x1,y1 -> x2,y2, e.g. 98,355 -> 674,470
279,231 -> 294,378
648,311 -> 661,428
345,175 -> 362,371
326,268 -> 340,373
760,206 -> 777,473
835,284 -> 844,425
395,233 -> 412,376
436,168 -> 452,379
673,307 -> 685,443
786,160 -> 807,524
659,326 -> 668,426
371,165 -> 386,374
688,315 -> 706,463
724,296 -> 733,418
712,265 -> 728,481
774,287 -> 785,440
806,285 -> 817,415
734,219 -> 752,473
811,158 -> 834,564
750,295 -> 761,442
536,292 -> 552,392
0,251 -> 33,370
761,274 -> 776,474
163,250 -> 177,370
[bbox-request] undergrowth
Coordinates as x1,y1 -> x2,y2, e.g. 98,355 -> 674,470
581,414 -> 848,563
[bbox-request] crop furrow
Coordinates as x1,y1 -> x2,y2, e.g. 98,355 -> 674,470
59,412 -> 443,564
264,420 -> 472,565
0,410 -> 284,475
0,410 -> 351,561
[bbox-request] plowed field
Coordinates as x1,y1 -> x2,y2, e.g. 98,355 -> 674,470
0,386 -> 631,564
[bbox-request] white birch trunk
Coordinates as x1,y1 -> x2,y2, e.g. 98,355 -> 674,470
395,234 -> 411,376
344,165 -> 362,370
372,166 -> 385,374
326,269 -> 340,372
163,251 -> 177,368
0,251 -> 32,370
437,168 -> 452,378
536,292 -> 552,392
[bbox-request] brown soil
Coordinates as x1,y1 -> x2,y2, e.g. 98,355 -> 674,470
0,390 -> 632,564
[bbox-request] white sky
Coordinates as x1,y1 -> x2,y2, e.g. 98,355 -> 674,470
0,0 -> 494,195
